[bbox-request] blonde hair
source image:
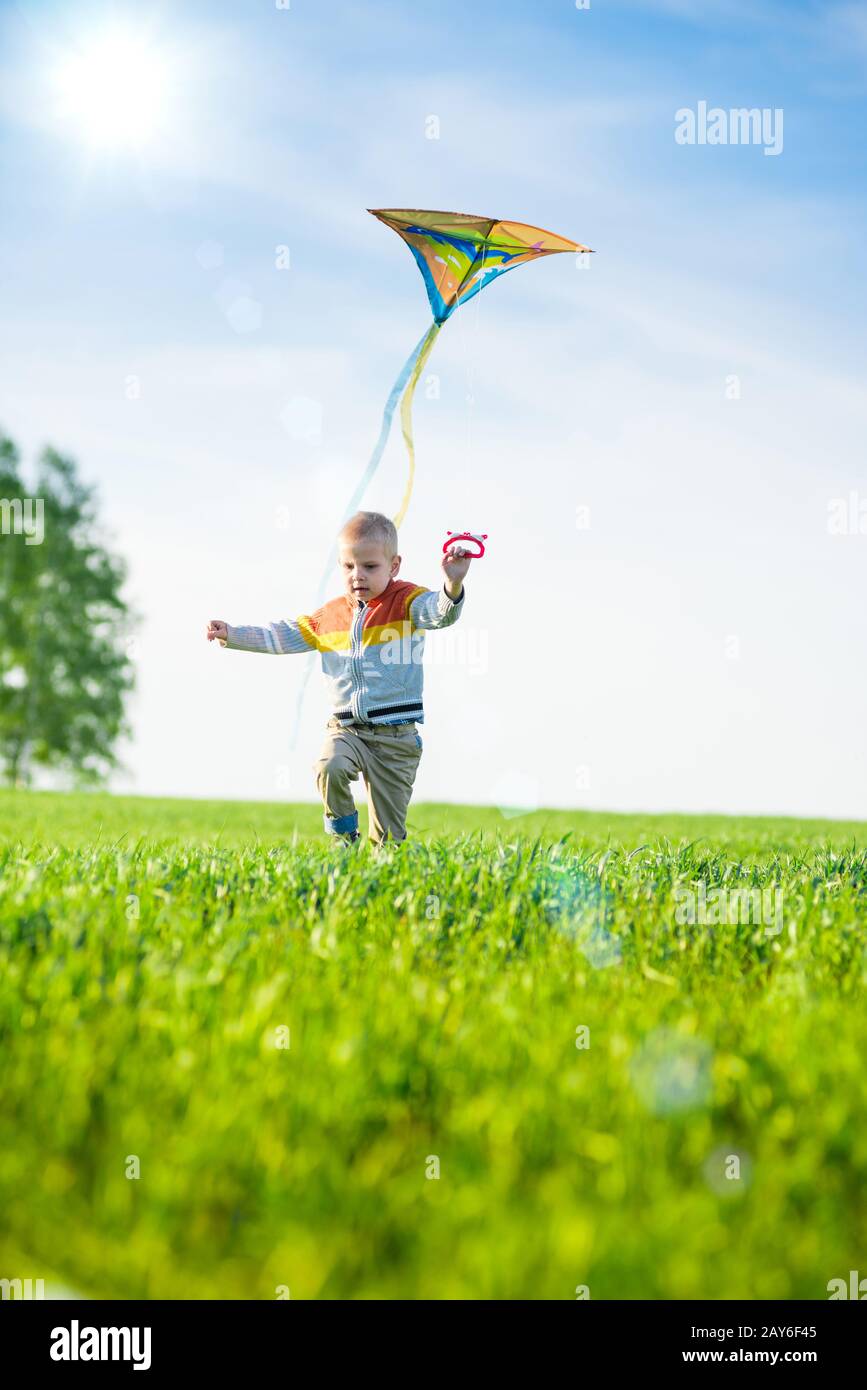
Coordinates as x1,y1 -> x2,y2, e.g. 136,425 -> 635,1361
338,511 -> 398,559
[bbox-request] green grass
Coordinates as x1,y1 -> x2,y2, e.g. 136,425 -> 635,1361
2,789 -> 867,1299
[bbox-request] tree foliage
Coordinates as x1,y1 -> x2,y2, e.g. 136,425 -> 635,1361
0,431 -> 135,787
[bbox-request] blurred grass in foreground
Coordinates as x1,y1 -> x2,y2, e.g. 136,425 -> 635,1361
2,789 -> 866,1299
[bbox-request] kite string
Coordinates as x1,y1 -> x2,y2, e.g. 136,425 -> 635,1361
451,244 -> 487,476
465,244 -> 487,474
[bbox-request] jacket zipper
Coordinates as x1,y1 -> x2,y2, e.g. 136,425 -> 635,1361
350,600 -> 366,720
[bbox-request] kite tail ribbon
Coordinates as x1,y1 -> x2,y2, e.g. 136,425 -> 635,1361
288,319 -> 440,750
394,318 -> 441,528
340,319 -> 437,523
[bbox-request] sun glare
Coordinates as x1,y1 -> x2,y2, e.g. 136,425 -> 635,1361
52,29 -> 170,151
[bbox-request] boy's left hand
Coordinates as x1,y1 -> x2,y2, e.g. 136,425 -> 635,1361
442,543 -> 472,591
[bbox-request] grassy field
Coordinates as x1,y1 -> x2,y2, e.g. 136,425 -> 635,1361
2,789 -> 867,1299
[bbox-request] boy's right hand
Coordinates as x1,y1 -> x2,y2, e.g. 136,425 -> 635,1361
207,620 -> 228,643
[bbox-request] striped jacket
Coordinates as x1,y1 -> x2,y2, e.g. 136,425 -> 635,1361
221,576 -> 465,726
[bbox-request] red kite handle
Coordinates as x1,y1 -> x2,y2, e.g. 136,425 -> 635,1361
443,531 -> 488,559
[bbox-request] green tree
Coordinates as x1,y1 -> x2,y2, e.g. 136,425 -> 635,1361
0,432 -> 136,787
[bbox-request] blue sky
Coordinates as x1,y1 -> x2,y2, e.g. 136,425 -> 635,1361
1,0 -> 866,817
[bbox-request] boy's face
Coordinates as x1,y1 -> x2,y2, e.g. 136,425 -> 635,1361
338,538 -> 400,603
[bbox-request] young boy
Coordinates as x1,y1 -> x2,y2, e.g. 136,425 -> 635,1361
207,511 -> 472,845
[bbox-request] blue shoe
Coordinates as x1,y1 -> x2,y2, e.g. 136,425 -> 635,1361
325,811 -> 359,839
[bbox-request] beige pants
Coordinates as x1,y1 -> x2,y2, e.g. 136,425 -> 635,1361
313,718 -> 423,844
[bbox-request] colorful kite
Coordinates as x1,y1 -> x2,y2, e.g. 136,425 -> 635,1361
289,207 -> 590,747
358,208 -> 592,526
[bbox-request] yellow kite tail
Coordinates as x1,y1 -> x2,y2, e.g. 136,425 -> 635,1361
393,319 -> 441,528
